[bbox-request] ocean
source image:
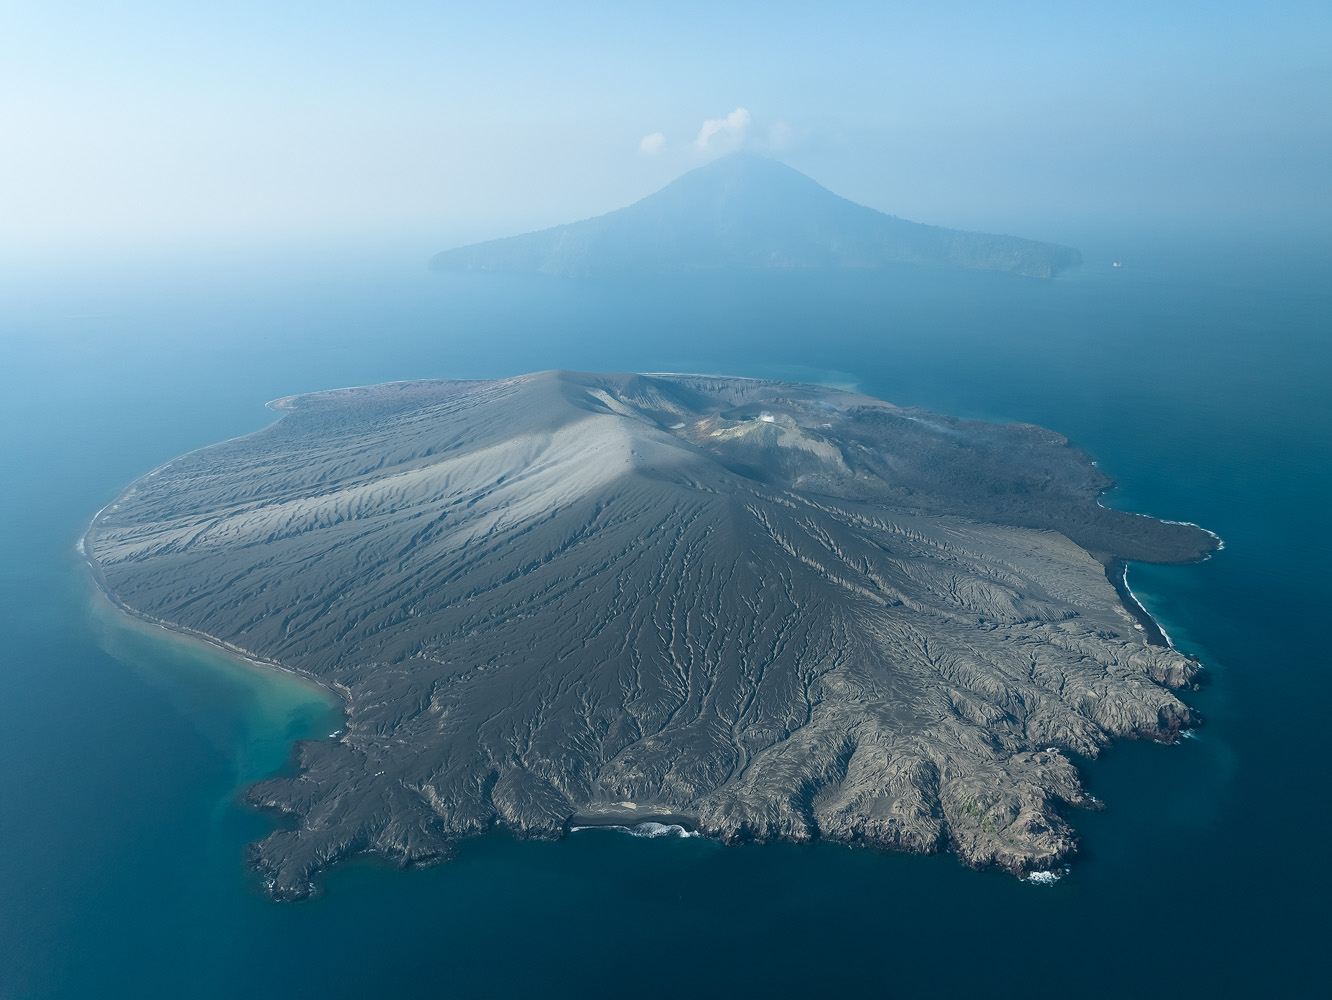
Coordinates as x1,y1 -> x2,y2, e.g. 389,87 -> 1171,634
2,236 -> 1328,996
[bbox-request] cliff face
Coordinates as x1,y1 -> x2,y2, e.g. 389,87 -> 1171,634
429,154 -> 1082,278
85,372 -> 1211,898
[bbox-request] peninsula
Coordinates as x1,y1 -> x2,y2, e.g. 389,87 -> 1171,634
429,153 -> 1082,278
84,372 -> 1214,898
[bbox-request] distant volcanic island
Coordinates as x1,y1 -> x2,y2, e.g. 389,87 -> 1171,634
430,152 -> 1081,279
84,372 -> 1217,899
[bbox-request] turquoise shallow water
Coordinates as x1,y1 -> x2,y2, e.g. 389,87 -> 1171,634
1,239 -> 1329,996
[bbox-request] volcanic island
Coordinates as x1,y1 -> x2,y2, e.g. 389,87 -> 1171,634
84,372 -> 1216,898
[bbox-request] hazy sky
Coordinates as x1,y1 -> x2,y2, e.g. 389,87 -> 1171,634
2,1 -> 1329,257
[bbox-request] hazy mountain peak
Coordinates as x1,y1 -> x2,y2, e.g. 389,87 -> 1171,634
431,155 -> 1081,278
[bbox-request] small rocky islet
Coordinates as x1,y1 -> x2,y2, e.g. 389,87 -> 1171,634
84,372 -> 1216,898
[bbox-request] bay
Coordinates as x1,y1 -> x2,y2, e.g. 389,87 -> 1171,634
1,235 -> 1328,996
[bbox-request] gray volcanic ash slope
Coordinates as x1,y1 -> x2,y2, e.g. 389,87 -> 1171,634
85,372 -> 1215,898
429,153 -> 1082,279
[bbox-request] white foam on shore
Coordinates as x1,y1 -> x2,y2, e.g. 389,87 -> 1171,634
1159,517 -> 1226,552
570,821 -> 698,839
76,500 -> 114,555
1121,564 -> 1176,650
1094,497 -> 1225,555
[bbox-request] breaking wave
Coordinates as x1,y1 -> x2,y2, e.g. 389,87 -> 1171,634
1025,865 -> 1071,886
570,821 -> 698,839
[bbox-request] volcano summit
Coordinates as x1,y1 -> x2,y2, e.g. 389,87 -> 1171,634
84,372 -> 1213,898
430,153 -> 1082,279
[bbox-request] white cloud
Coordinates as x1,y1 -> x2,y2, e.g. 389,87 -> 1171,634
638,132 -> 666,155
767,119 -> 792,150
695,107 -> 750,151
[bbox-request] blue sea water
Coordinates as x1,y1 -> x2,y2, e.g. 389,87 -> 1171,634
1,238 -> 1329,996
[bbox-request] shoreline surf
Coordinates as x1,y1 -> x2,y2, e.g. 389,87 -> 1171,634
1105,560 -> 1174,649
81,561 -> 345,715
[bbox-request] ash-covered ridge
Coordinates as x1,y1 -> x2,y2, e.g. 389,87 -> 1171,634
85,372 -> 1215,898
